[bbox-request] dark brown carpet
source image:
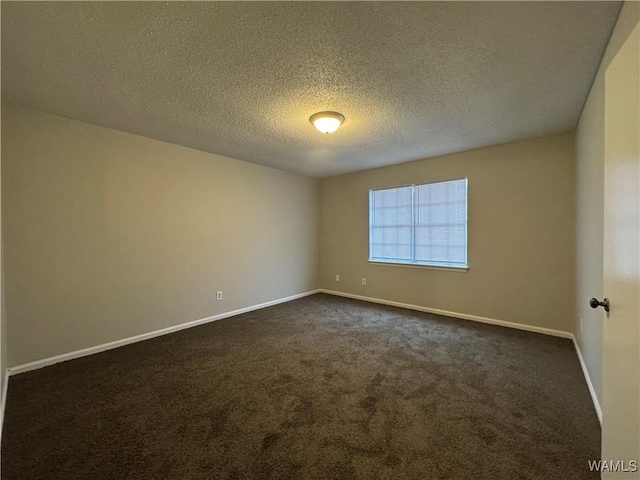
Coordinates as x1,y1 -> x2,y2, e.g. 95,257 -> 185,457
2,293 -> 600,479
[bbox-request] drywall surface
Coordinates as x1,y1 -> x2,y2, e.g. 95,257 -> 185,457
575,0 -> 640,409
320,134 -> 576,333
2,104 -> 319,367
1,133 -> 5,432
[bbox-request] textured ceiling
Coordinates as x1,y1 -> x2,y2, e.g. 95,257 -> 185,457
1,2 -> 621,177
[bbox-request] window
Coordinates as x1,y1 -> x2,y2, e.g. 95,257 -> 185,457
369,178 -> 468,269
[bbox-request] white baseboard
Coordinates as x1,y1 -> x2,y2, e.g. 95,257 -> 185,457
319,289 -> 573,339
572,335 -> 602,424
5,289 -> 600,430
0,368 -> 9,445
7,289 -> 320,376
319,289 -> 606,422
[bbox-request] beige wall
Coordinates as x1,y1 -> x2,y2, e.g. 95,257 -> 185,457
575,1 -> 640,410
1,132 -> 5,421
320,134 -> 576,333
1,104 -> 319,367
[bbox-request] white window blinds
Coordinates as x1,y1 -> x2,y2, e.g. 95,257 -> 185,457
369,179 -> 468,268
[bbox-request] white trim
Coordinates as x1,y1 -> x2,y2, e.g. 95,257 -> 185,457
2,290 -> 602,437
319,290 -> 607,421
7,290 -> 320,376
368,261 -> 469,272
0,369 -> 9,445
572,335 -> 602,424
319,289 -> 573,339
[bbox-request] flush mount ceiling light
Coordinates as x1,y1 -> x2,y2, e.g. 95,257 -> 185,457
309,111 -> 345,134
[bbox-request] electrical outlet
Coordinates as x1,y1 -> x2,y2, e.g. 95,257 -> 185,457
361,278 -> 367,286
335,274 -> 340,282
216,291 -> 223,301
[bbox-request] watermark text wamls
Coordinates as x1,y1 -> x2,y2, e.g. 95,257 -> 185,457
588,460 -> 638,473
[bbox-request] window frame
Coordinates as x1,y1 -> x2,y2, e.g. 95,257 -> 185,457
368,178 -> 469,271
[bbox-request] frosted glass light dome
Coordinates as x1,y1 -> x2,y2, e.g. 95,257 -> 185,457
309,111 -> 345,134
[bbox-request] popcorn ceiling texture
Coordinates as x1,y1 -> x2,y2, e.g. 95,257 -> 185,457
1,2 -> 620,177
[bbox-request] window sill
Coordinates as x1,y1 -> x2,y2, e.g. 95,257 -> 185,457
368,261 -> 469,272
